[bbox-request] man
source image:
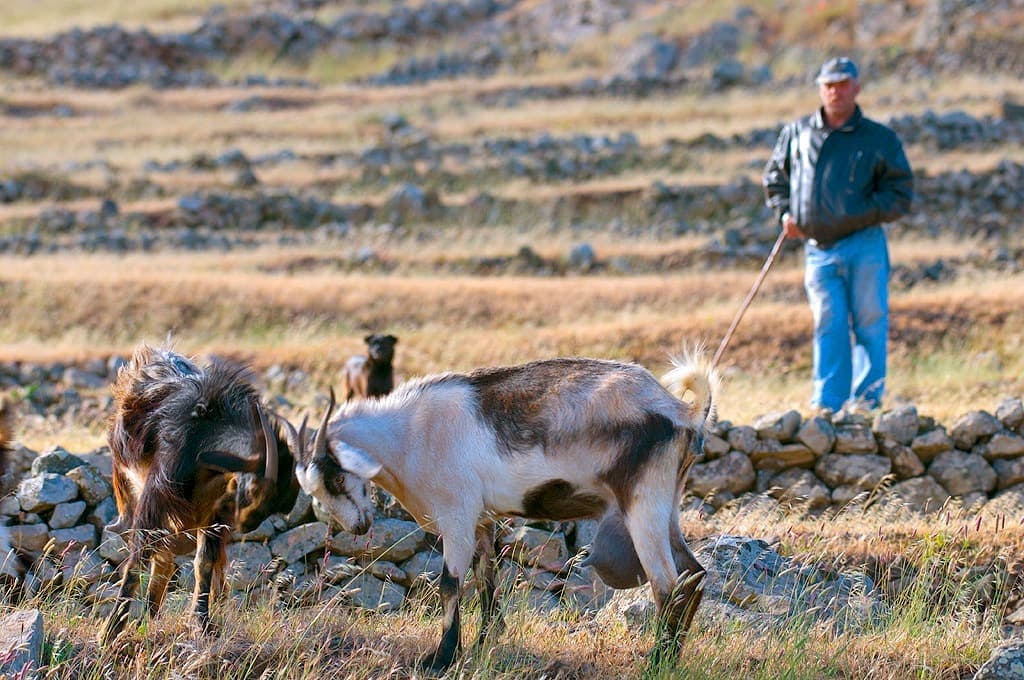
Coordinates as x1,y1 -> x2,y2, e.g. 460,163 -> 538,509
763,57 -> 913,412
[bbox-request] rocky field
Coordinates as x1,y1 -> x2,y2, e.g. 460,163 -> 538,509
1,1 -> 1024,678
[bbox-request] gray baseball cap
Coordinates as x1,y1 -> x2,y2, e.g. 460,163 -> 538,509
815,57 -> 859,84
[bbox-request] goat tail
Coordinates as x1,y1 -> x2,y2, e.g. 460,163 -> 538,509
661,347 -> 719,431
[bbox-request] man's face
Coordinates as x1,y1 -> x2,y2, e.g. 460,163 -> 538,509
818,78 -> 860,121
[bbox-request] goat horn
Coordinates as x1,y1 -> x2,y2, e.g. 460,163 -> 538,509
298,416 -> 308,454
280,417 -> 299,452
313,387 -> 336,461
257,402 -> 278,484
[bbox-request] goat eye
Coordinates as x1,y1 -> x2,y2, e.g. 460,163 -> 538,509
191,403 -> 208,419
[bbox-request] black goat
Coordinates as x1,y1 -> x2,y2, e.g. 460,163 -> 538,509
98,344 -> 299,645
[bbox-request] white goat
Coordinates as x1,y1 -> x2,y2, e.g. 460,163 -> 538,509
291,354 -> 717,671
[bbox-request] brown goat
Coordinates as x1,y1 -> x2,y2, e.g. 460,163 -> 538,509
98,344 -> 299,645
341,333 -> 397,401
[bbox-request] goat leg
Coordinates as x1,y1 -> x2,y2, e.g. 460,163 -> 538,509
191,523 -> 229,636
98,551 -> 143,645
472,522 -> 505,645
648,548 -> 705,668
146,549 -> 177,618
419,563 -> 462,671
107,465 -> 136,536
667,543 -> 706,637
654,459 -> 706,648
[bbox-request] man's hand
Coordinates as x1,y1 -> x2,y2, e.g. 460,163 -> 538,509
782,212 -> 806,239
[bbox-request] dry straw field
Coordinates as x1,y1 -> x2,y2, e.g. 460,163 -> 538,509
1,0 -> 1024,678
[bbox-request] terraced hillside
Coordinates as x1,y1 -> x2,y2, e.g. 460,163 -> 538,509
0,3 -> 1023,677
1,2 -> 1021,419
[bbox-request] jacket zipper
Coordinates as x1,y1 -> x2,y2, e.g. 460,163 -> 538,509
848,150 -> 863,184
794,124 -> 810,226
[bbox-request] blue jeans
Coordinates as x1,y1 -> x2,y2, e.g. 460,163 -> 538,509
804,226 -> 890,411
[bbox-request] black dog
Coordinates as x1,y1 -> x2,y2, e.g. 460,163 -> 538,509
342,333 -> 398,400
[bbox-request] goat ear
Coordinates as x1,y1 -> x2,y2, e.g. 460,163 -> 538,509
335,442 -> 382,479
198,451 -> 260,474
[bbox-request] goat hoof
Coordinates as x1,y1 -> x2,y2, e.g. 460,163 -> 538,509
475,619 -> 506,647
417,650 -> 455,674
97,621 -> 125,647
192,616 -> 219,638
104,516 -> 130,536
98,605 -> 132,646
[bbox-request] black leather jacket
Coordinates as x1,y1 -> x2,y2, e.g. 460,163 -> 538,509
763,106 -> 913,247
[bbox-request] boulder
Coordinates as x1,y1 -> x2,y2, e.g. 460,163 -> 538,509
0,610 -> 44,678
995,397 -> 1024,431
950,410 -> 1001,450
749,442 -> 816,471
983,432 -> 1024,459
329,518 -> 426,563
878,437 -> 926,479
48,500 -> 87,530
337,573 -> 406,612
7,522 -> 49,557
992,458 -> 1024,490
880,475 -> 950,512
911,427 -> 954,463
752,410 -> 802,442
567,242 -> 596,270
17,474 -> 79,513
66,464 -> 113,505
30,446 -> 86,476
815,454 -> 891,489
598,536 -> 879,634
765,469 -> 832,509
874,405 -> 919,444
500,525 -> 569,572
727,425 -> 758,453
833,424 -> 878,454
50,524 -> 97,552
225,542 -> 275,591
984,483 -> 1024,516
797,416 -> 836,455
928,451 -> 997,496
702,432 -> 730,459
974,638 -> 1024,680
270,522 -> 329,563
689,451 -> 756,497
402,549 -> 444,587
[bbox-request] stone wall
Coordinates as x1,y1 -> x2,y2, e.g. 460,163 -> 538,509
695,401 -> 1024,514
1,358 -> 1022,618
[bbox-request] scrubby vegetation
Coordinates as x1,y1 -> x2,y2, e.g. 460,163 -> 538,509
0,1 -> 1022,677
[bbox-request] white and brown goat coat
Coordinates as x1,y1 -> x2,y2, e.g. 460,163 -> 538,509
295,354 -> 716,670
99,344 -> 299,645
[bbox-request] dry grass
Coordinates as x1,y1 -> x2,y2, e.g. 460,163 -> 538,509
2,242 -> 1022,431
0,0 -> 249,37
19,499 -> 1020,679
0,3 -> 1022,676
